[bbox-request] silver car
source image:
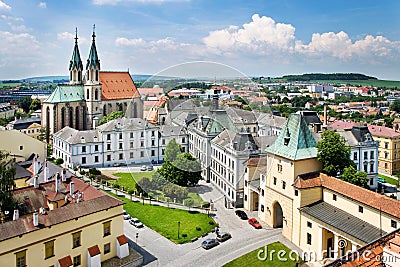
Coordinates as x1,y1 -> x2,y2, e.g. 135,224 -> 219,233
129,218 -> 144,228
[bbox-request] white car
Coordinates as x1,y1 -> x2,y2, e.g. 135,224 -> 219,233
129,218 -> 144,228
140,165 -> 147,171
123,210 -> 131,220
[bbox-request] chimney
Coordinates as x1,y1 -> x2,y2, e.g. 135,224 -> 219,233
61,168 -> 66,182
212,90 -> 219,110
44,161 -> 49,182
33,212 -> 39,227
13,210 -> 19,220
33,175 -> 39,188
323,104 -> 327,126
55,173 -> 61,192
70,181 -> 75,195
33,155 -> 39,175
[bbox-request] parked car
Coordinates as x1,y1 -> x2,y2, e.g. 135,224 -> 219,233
235,210 -> 248,220
201,238 -> 219,249
129,218 -> 144,228
216,232 -> 231,242
248,218 -> 262,229
146,165 -> 154,171
123,210 -> 131,220
140,165 -> 147,171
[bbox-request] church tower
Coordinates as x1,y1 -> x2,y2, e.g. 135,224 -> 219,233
84,25 -> 102,129
69,28 -> 83,85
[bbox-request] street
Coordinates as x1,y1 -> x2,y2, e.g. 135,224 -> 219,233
123,180 -> 297,266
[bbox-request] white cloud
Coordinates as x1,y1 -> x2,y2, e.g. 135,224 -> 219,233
57,32 -> 88,44
93,0 -> 188,5
1,15 -> 23,21
203,14 -> 296,55
115,37 -> 145,46
0,31 -> 39,54
0,1 -> 11,11
9,24 -> 30,32
38,2 -> 47,8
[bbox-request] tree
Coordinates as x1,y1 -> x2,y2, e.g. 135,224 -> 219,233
341,165 -> 369,189
98,111 -> 125,125
151,172 -> 168,190
0,151 -> 16,221
18,96 -> 32,113
316,130 -> 355,177
137,177 -> 153,195
164,139 -> 181,162
389,99 -> 400,113
158,153 -> 202,186
29,98 -> 41,111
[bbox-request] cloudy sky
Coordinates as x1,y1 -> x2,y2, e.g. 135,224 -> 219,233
0,0 -> 399,80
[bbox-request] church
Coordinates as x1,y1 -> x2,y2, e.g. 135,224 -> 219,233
42,28 -> 143,142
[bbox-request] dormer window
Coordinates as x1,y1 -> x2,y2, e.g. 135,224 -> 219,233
284,129 -> 290,146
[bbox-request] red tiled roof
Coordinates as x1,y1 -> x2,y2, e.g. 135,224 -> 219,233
46,191 -> 65,202
329,120 -> 357,130
246,157 -> 268,167
99,71 -> 140,100
368,125 -> 400,138
58,255 -> 73,267
137,87 -> 164,97
88,245 -> 101,257
294,173 -> 400,219
117,234 -> 128,245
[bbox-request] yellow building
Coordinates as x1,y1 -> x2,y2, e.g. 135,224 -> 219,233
244,113 -> 400,263
0,177 -> 140,267
0,130 -> 46,160
368,125 -> 400,175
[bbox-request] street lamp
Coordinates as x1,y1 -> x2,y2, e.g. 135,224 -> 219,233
178,221 -> 180,239
135,232 -> 139,245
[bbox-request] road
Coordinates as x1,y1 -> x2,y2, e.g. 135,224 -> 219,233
123,180 -> 297,266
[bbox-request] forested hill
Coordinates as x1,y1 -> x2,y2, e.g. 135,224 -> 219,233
281,73 -> 377,81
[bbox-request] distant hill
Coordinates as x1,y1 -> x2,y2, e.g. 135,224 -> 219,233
20,74 -> 176,83
280,73 -> 377,81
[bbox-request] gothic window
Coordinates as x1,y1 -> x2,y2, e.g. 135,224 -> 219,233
95,89 -> 98,100
87,89 -> 90,100
103,104 -> 107,116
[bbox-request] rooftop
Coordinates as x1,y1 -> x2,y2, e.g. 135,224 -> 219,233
99,71 -> 140,100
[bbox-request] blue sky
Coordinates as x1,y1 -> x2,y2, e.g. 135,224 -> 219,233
0,0 -> 399,80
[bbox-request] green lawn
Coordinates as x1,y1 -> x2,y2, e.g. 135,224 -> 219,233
378,174 -> 399,186
224,242 -> 303,267
110,193 -> 216,244
106,171 -> 156,191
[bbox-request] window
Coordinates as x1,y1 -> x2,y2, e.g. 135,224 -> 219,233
151,140 -> 155,146
363,164 -> 367,172
370,151 -> 374,159
94,145 -> 98,152
72,232 -> 81,248
141,141 -> 144,147
391,220 -> 397,228
162,139 -> 165,145
277,164 -> 283,172
370,163 -> 374,173
370,178 -> 373,185
107,144 -> 111,150
295,190 -> 298,196
140,132 -> 144,138
151,150 -> 155,156
140,151 -> 144,157
359,206 -> 364,213
364,151 -> 368,159
119,153 -> 123,160
16,250 -> 26,267
82,157 -> 86,164
353,152 -> 358,160
182,137 -> 185,143
261,189 -> 264,196
273,177 -> 277,185
282,181 -> 286,189
103,221 -> 111,237
151,131 -> 155,137
94,156 -> 99,163
130,142 -> 134,148
385,152 -> 389,159
130,132 -> 133,138
82,146 -> 86,153
119,143 -> 123,149
307,221 -> 312,228
333,194 -> 337,201
107,155 -> 111,161
130,152 -> 134,159
244,194 -> 247,201
107,134 -> 111,140
385,142 -> 389,149
73,255 -> 81,266
44,240 -> 55,259
261,205 -> 264,212
162,149 -> 165,155
19,145 -> 23,151
307,233 -> 312,245
119,133 -> 122,139
104,243 -> 111,254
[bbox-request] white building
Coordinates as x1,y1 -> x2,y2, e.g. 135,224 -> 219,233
53,118 -> 188,168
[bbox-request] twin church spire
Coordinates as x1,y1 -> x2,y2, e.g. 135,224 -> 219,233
69,25 -> 100,85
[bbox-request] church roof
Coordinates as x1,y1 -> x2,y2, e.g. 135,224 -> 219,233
86,31 -> 100,70
206,110 -> 237,134
43,85 -> 84,103
69,33 -> 83,71
99,72 -> 140,100
265,113 -> 317,160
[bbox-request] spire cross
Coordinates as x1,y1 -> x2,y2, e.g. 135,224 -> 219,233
92,24 -> 96,41
75,27 -> 78,43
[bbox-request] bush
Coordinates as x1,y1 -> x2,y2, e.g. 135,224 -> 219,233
100,179 -> 106,185
196,227 -> 201,231
127,188 -> 135,195
73,167 -> 78,171
182,233 -> 187,238
208,221 -> 215,225
202,202 -> 210,208
79,170 -> 86,175
88,173 -> 95,179
55,158 -> 64,165
89,168 -> 101,175
113,183 -> 120,189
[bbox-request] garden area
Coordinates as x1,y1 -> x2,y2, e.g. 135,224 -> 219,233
223,242 -> 303,267
111,193 -> 216,244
